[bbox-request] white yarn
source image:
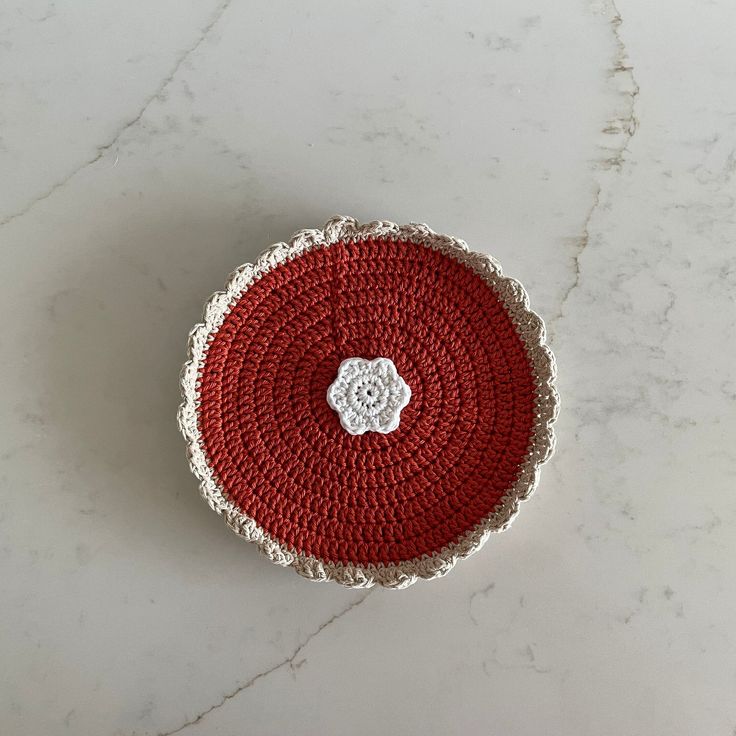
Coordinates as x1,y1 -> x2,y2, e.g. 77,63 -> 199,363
327,357 -> 411,436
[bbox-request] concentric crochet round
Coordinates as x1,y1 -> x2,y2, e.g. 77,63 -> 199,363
178,216 -> 558,589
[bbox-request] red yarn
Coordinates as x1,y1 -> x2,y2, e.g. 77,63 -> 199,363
198,238 -> 536,566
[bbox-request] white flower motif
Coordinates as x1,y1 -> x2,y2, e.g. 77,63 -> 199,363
327,357 -> 411,435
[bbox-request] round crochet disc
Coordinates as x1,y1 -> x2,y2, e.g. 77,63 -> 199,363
178,216 -> 558,588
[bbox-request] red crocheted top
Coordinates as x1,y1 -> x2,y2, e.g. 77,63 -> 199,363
197,236 -> 538,567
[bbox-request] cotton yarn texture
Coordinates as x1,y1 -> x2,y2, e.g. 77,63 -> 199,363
178,216 -> 558,589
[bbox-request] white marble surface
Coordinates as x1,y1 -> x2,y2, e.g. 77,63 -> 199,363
1,1 -> 735,734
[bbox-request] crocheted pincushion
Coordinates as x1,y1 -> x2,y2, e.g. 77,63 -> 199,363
178,216 -> 558,588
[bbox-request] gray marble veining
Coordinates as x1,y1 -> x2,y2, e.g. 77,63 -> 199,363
1,1 -> 734,734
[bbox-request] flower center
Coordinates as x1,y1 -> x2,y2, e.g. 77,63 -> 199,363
351,376 -> 388,413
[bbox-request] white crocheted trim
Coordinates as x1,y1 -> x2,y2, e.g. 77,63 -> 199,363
178,216 -> 559,589
327,357 -> 411,435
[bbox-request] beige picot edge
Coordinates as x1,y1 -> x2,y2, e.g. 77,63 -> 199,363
178,216 -> 559,589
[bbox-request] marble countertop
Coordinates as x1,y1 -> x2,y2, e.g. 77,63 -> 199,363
2,1 -> 735,734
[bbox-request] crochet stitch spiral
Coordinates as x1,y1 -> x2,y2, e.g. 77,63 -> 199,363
178,216 -> 558,588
